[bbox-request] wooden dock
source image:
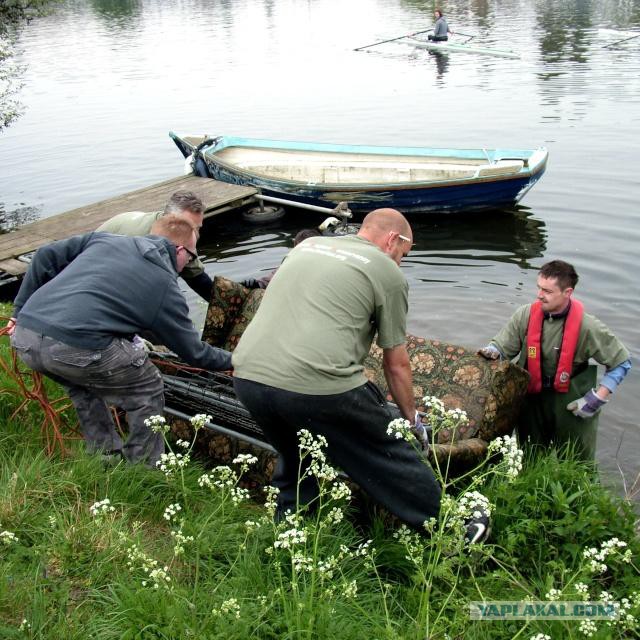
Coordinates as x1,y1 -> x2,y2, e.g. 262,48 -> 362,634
0,175 -> 257,282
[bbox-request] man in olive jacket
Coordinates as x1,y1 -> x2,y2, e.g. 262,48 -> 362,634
9,215 -> 231,466
97,190 -> 213,300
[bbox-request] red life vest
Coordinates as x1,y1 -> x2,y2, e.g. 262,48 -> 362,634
525,299 -> 584,394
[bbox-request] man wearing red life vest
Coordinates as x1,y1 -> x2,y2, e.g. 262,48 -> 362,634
479,260 -> 631,460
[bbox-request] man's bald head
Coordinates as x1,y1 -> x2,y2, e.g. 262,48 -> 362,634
358,208 -> 413,265
359,208 -> 411,238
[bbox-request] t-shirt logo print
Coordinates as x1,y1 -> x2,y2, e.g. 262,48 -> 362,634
528,346 -> 537,358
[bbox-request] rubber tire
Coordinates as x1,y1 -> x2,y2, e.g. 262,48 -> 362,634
242,205 -> 286,223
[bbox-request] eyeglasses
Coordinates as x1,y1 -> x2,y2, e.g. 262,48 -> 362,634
178,245 -> 199,264
398,234 -> 412,243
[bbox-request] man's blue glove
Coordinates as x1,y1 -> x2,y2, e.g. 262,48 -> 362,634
478,344 -> 502,360
566,389 -> 607,419
412,411 -> 432,450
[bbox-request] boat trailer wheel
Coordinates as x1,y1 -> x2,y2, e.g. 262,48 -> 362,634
242,205 -> 286,223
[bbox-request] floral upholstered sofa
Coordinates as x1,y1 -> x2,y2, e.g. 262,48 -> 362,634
190,276 -> 529,474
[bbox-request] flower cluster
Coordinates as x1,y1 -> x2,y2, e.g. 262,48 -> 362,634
171,526 -> 194,556
212,597 -> 241,619
144,415 -> 169,434
342,579 -> 358,599
545,587 -> 562,601
163,503 -> 182,521
231,486 -> 250,505
126,543 -> 171,589
329,481 -> 351,502
274,526 -> 307,550
579,619 -> 597,637
19,619 -> 31,632
487,434 -> 524,481
232,453 -> 258,473
199,466 -> 235,490
89,498 -> 115,518
530,634 -> 551,640
263,486 -> 280,517
298,429 -> 338,481
422,395 -> 469,434
190,413 -> 212,431
394,524 -> 426,568
0,527 -> 18,545
156,452 -> 190,478
583,537 -> 631,573
446,490 -> 492,530
386,417 -> 413,441
575,581 -> 589,600
175,439 -> 190,450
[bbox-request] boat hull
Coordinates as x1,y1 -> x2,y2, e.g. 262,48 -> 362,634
171,133 -> 548,215
405,37 -> 520,58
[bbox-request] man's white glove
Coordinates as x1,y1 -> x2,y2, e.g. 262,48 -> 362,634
567,389 -> 607,419
478,344 -> 501,360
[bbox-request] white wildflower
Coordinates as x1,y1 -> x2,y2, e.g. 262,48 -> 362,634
273,527 -> 307,549
488,434 -> 524,481
583,538 -> 629,573
156,451 -> 190,478
89,498 -> 115,518
190,414 -> 212,430
175,439 -> 190,449
231,487 -> 250,505
163,503 -> 182,521
232,453 -> 258,472
263,486 -> 280,517
342,579 -> 358,599
212,597 -> 241,619
575,582 -> 589,600
171,526 -> 194,556
545,587 -> 562,601
386,417 -> 412,441
579,619 -> 597,637
144,415 -> 169,434
330,481 -> 352,501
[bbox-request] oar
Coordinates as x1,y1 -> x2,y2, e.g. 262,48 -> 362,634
603,33 -> 640,48
354,28 -> 433,51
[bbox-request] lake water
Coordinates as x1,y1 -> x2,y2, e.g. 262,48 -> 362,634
1,0 -> 639,495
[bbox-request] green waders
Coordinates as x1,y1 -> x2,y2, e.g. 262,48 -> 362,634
516,366 -> 599,461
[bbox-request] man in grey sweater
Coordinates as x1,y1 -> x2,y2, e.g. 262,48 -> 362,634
9,215 -> 231,466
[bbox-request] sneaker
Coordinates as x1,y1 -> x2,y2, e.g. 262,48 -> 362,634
464,510 -> 491,545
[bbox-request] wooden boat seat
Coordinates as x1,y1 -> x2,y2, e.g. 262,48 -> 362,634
219,149 -> 523,184
184,276 -> 529,477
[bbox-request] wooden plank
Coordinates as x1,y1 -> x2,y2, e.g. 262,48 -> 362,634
0,258 -> 29,276
0,176 -> 257,275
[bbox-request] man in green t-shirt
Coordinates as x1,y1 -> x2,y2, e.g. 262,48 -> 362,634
232,208 -> 446,532
479,260 -> 631,460
97,190 -> 213,300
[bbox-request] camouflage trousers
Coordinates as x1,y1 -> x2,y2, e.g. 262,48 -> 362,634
12,325 -> 164,466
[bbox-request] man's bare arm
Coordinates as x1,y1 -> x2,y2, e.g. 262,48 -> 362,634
382,344 -> 416,421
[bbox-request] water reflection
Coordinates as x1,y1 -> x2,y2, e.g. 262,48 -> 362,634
197,207 -> 546,272
429,50 -> 449,80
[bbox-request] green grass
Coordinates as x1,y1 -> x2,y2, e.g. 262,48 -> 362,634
1,302 -> 639,639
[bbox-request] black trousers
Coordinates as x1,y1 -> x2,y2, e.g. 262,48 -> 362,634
428,34 -> 448,41
234,378 -> 441,529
